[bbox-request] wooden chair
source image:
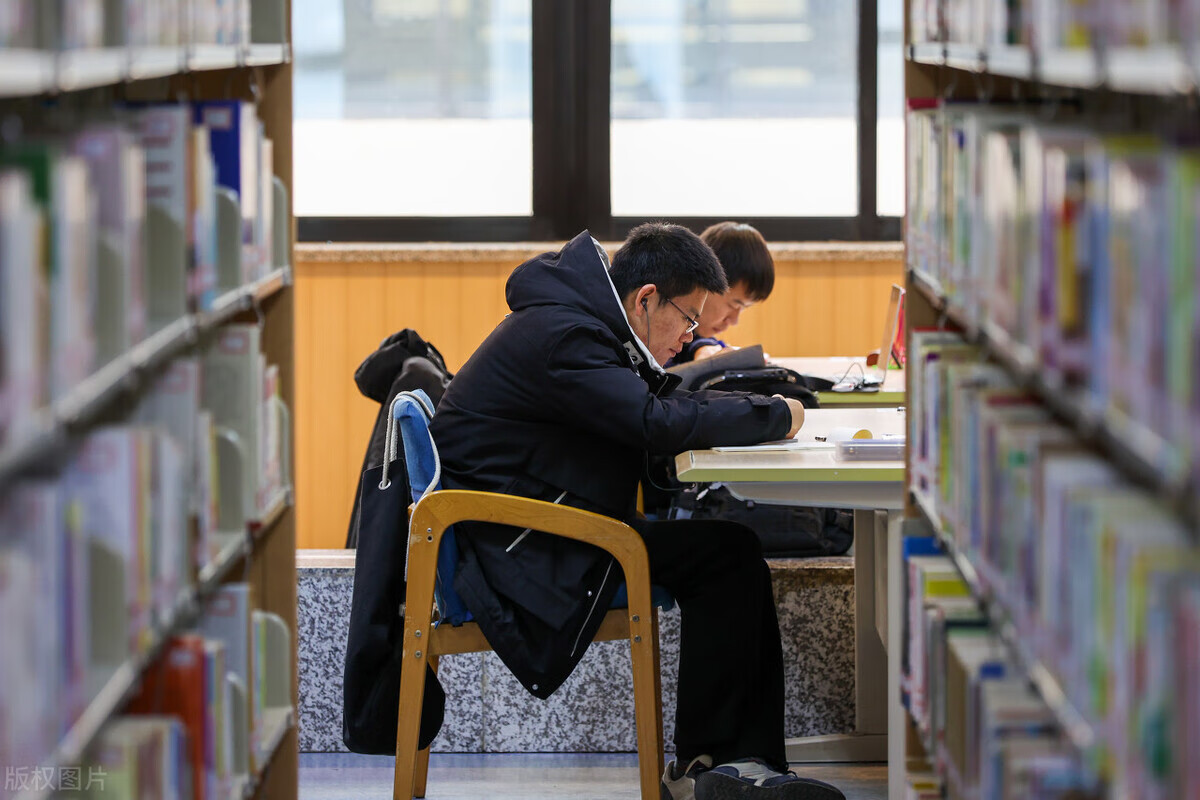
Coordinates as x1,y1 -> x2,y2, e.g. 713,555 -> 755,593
392,489 -> 665,800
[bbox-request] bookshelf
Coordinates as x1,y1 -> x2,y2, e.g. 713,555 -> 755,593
0,3 -> 298,799
907,41 -> 1197,94
901,2 -> 1200,799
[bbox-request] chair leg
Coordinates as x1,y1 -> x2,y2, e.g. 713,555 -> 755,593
651,610 -> 664,769
394,537 -> 441,800
629,605 -> 665,799
413,656 -> 438,798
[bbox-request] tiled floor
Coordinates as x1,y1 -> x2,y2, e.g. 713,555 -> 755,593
299,752 -> 888,800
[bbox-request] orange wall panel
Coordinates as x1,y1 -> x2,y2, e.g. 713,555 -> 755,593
293,246 -> 902,549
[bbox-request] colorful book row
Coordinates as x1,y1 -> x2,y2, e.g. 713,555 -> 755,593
907,329 -> 1200,798
0,100 -> 286,456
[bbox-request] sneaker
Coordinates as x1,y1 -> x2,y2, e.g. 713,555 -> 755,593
661,754 -> 714,800
694,759 -> 846,800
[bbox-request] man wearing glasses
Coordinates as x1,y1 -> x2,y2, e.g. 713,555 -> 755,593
430,223 -> 843,800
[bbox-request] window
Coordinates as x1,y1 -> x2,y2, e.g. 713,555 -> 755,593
611,1 -> 858,217
877,0 -> 905,217
293,0 -> 532,217
295,0 -> 900,241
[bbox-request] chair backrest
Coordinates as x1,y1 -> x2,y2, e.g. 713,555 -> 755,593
389,390 -> 473,626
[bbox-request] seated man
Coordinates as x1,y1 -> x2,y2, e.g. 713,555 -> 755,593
429,223 -> 845,800
668,221 -> 774,365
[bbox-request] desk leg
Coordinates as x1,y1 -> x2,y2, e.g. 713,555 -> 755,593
785,509 -> 888,764
887,510 -> 905,800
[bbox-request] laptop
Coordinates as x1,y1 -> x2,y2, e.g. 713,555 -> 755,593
831,283 -> 905,392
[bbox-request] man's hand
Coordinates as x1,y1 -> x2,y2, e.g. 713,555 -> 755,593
775,396 -> 806,438
693,343 -> 733,361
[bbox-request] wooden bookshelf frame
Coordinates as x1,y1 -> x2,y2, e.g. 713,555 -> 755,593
1,4 -> 299,799
899,6 -> 1200,800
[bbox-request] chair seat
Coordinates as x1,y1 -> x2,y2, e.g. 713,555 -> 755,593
612,582 -> 675,612
435,582 -> 674,629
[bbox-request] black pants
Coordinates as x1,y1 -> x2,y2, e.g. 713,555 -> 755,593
631,516 -> 787,770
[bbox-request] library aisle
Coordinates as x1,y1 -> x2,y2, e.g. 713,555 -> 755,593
898,0 -> 1200,798
0,2 -> 299,799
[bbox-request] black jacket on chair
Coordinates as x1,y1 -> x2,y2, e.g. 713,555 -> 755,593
344,330 -> 453,548
342,329 -> 454,754
429,231 -> 791,699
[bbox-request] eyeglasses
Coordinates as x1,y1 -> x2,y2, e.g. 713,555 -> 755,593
664,297 -> 700,334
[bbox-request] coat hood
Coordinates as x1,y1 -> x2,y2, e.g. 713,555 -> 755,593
505,231 -> 679,392
354,329 -> 452,403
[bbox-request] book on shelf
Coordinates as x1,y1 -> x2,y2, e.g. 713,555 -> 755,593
909,328 -> 1200,796
904,553 -> 973,731
191,123 -> 220,311
260,361 -> 283,510
1026,126 -> 1100,386
195,101 -> 264,284
0,483 -> 72,775
911,0 -> 1182,50
198,583 -> 255,771
0,168 -> 44,451
204,324 -> 263,528
0,1 -> 36,48
938,360 -> 1014,542
71,120 -> 148,366
943,630 -> 1009,800
149,429 -> 188,623
1176,579 -> 1200,799
203,637 -> 231,799
907,101 -> 1200,480
127,634 -> 224,800
139,104 -> 198,328
258,132 -> 275,273
135,358 -> 202,521
85,715 -> 189,800
983,416 -> 1074,627
976,680 -> 1065,797
1104,137 -> 1171,450
904,770 -> 943,800
1170,152 -> 1200,487
195,409 -> 219,565
1033,448 -> 1119,662
250,608 -> 291,757
62,427 -> 155,660
0,143 -> 97,403
45,0 -> 106,50
908,331 -> 975,497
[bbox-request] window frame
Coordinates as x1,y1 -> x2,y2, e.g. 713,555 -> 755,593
296,0 -> 900,243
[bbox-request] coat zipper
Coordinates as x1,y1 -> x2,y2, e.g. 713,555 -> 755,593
505,489 -> 569,553
571,558 -> 614,658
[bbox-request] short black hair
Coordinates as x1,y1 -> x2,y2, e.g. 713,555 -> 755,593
609,222 -> 728,305
699,222 -> 775,301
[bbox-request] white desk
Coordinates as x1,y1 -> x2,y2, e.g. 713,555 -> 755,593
774,356 -> 905,408
675,408 -> 905,776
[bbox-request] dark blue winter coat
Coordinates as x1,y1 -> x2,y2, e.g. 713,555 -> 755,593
429,231 -> 791,698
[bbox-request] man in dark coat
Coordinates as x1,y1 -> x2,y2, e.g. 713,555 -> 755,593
430,224 -> 845,800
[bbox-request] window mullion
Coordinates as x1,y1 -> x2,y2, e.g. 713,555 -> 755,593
858,0 -> 880,232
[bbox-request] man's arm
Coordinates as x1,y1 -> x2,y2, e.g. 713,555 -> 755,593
540,326 -> 794,454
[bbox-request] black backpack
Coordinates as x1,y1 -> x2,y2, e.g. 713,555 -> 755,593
670,485 -> 853,557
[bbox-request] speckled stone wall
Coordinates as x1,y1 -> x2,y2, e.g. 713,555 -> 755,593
297,557 -> 855,753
